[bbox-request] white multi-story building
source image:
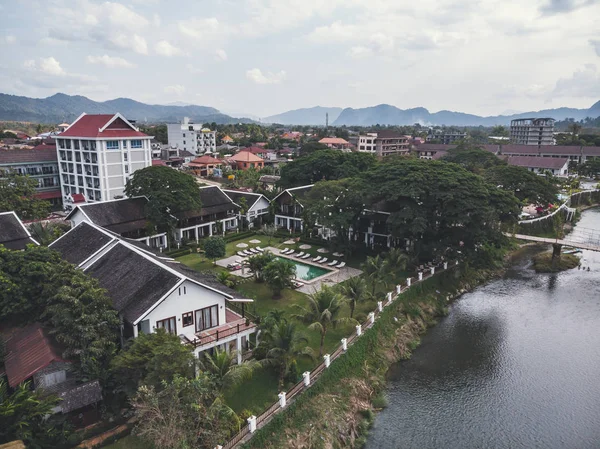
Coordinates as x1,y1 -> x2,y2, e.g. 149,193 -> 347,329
510,118 -> 555,146
55,113 -> 153,206
167,117 -> 217,155
357,130 -> 410,156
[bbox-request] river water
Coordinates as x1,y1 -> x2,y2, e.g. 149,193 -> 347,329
366,208 -> 600,449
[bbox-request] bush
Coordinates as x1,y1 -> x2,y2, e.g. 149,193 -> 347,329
371,392 -> 388,409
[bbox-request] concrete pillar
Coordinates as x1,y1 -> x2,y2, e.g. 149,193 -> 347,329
377,301 -> 383,312
356,324 -> 362,336
368,312 -> 375,325
303,371 -> 311,387
387,292 -> 393,303
430,267 -> 435,275
247,416 -> 257,433
324,354 -> 331,368
208,225 -> 213,236
407,277 -> 411,287
278,392 -> 287,408
341,338 -> 347,351
396,284 -> 401,294
236,335 -> 242,365
418,272 -> 423,281
195,226 -> 199,243
444,262 -> 448,270
455,260 -> 459,265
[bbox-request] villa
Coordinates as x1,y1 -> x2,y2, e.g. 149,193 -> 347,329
273,185 -> 314,231
0,211 -> 39,249
222,189 -> 271,228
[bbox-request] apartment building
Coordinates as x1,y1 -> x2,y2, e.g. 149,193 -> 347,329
510,118 -> 555,146
426,131 -> 467,145
357,130 -> 410,156
55,113 -> 153,207
0,147 -> 62,207
167,117 -> 217,154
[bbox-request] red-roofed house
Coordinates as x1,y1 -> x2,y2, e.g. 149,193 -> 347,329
55,113 -> 153,207
228,151 -> 265,170
319,137 -> 350,150
188,155 -> 224,177
239,146 -> 271,159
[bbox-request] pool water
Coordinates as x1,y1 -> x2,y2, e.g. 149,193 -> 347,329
275,257 -> 331,281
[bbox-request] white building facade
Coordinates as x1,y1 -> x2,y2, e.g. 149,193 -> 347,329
510,118 -> 555,146
55,113 -> 153,205
167,117 -> 217,155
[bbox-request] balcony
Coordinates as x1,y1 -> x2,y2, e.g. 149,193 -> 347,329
186,309 -> 256,348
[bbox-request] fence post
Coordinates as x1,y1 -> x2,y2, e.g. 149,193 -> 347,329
356,324 -> 362,336
430,266 -> 435,275
247,416 -> 257,433
324,354 -> 331,368
377,301 -> 383,312
455,260 -> 459,265
418,272 -> 423,281
303,371 -> 311,387
278,392 -> 287,408
444,262 -> 448,270
406,277 -> 411,287
368,312 -> 375,325
396,284 -> 401,294
387,292 -> 393,304
341,338 -> 347,351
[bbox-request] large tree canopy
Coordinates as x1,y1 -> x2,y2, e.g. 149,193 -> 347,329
0,172 -> 50,219
124,166 -> 202,232
485,164 -> 559,206
278,150 -> 377,188
442,145 -> 503,174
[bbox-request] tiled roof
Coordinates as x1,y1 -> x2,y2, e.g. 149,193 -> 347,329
72,197 -> 149,230
58,380 -> 102,413
0,148 -> 58,164
3,323 -> 64,387
152,159 -> 167,166
414,144 -> 458,152
58,114 -> 148,138
374,130 -> 409,139
319,137 -> 349,145
0,212 -> 38,250
35,190 -> 62,200
507,156 -> 569,170
222,189 -> 264,209
189,155 -> 223,165
229,151 -> 264,162
72,193 -> 86,203
49,221 -> 115,266
259,175 -> 280,183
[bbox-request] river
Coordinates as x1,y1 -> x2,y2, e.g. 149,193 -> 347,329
366,208 -> 600,449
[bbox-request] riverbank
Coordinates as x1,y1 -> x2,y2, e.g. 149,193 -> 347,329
532,252 -> 580,272
243,264 -> 504,449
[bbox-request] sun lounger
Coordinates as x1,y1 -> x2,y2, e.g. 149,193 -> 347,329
287,251 -> 295,256
335,262 -> 346,269
312,256 -> 322,262
319,258 -> 328,264
237,251 -> 246,257
250,248 -> 260,254
281,248 -> 291,254
301,254 -> 310,259
328,260 -> 338,266
296,252 -> 305,257
256,247 -> 264,252
242,250 -> 253,256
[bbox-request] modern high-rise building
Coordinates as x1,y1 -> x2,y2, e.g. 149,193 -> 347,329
510,118 -> 555,146
55,113 -> 153,206
167,117 -> 217,154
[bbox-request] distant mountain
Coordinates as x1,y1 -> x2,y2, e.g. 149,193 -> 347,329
263,106 -> 343,126
0,93 -> 255,124
332,102 -> 600,127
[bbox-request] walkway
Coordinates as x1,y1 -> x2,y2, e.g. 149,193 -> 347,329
509,233 -> 600,252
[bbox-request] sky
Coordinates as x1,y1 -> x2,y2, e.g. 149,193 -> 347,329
0,0 -> 599,118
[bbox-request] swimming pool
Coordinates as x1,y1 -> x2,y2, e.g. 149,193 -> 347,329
276,256 -> 332,281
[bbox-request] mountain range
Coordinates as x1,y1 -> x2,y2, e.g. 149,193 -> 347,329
264,102 -> 600,126
0,93 -> 255,124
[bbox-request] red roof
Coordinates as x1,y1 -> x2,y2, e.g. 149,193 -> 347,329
240,146 -> 269,155
72,193 -> 86,203
34,143 -> 56,150
319,137 -> 349,145
35,190 -> 62,200
152,159 -> 167,166
4,323 -> 64,387
189,155 -> 223,165
59,114 -> 148,138
229,151 -> 264,163
0,148 -> 58,164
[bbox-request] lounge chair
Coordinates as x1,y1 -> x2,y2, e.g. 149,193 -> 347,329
312,256 -> 322,262
328,260 -> 338,266
249,248 -> 259,254
256,247 -> 264,252
287,251 -> 295,256
281,248 -> 291,254
301,254 -> 310,259
319,258 -> 328,264
335,262 -> 346,269
296,252 -> 305,258
237,251 -> 246,257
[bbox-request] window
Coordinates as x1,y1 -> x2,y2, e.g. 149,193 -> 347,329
125,165 -> 129,173
131,140 -> 142,149
123,153 -> 128,161
183,133 -> 186,137
106,141 -> 119,150
156,317 -> 176,334
195,305 -> 219,332
65,140 -> 72,149
182,312 -> 193,327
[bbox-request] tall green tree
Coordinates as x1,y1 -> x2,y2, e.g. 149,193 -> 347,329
442,145 -> 502,174
292,286 -> 352,356
263,258 -> 296,299
384,248 -> 409,278
204,236 -> 226,264
338,276 -> 368,319
0,172 -> 50,220
485,164 -> 559,205
199,349 -> 255,393
361,255 -> 386,296
124,166 -> 202,232
246,251 -> 275,282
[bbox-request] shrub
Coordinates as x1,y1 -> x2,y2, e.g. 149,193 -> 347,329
371,392 -> 388,409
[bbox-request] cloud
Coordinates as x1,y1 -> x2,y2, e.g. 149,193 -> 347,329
539,0 -> 598,14
591,39 -> 600,57
178,17 -> 221,40
4,35 -> 16,44
186,64 -> 204,74
246,68 -> 286,84
553,64 -> 600,98
164,84 -> 186,95
215,49 -> 228,61
155,40 -> 185,57
86,55 -> 136,68
103,33 -> 148,54
24,57 -> 66,76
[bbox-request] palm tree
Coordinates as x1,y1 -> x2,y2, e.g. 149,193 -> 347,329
384,248 -> 409,279
246,251 -> 275,282
260,321 -> 314,387
199,349 -> 255,393
263,259 -> 296,299
216,271 -> 236,288
338,276 -> 367,318
292,285 -> 354,356
361,255 -> 385,296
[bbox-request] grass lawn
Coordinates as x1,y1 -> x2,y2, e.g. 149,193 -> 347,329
103,435 -> 148,449
224,366 -> 279,414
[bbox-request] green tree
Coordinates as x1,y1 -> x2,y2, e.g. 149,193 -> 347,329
442,145 -> 502,174
361,255 -> 386,297
299,141 -> 328,157
238,196 -> 249,231
124,166 -> 202,233
0,172 -> 50,220
216,270 -> 237,288
260,223 -> 277,244
338,276 -> 368,318
27,222 -> 69,246
204,236 -> 226,264
260,321 -> 314,386
199,349 -> 255,393
292,285 -> 352,356
263,258 -> 296,299
383,247 -> 409,278
485,164 -> 559,205
110,329 -> 195,397
491,125 -> 509,137
132,375 -> 238,449
246,251 -> 275,282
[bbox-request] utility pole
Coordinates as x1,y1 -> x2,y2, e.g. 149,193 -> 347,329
326,112 -> 329,128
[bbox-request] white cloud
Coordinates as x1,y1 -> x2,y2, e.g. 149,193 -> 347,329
591,39 -> 600,57
246,68 -> 286,84
155,40 -> 185,57
164,84 -> 186,95
4,35 -> 16,44
553,64 -> 600,98
24,57 -> 66,76
178,17 -> 221,39
215,49 -> 228,61
186,64 -> 204,74
86,54 -> 136,68
107,33 -> 148,55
